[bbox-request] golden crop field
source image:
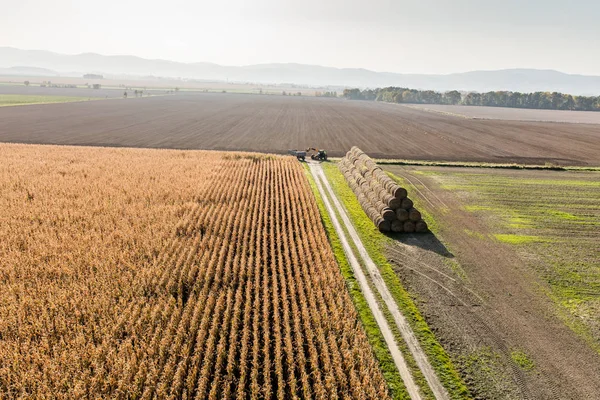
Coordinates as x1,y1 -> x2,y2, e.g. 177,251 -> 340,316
0,144 -> 388,399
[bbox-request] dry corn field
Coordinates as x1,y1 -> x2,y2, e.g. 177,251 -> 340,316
0,143 -> 389,399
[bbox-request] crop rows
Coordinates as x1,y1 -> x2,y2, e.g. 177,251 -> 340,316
0,144 -> 389,399
1,93 -> 599,165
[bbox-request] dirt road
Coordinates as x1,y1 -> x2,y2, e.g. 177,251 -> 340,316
309,162 -> 449,400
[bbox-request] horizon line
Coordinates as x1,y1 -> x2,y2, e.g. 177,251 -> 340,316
1,45 -> 597,78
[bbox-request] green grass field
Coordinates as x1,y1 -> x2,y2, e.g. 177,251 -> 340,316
0,94 -> 90,107
414,168 -> 600,352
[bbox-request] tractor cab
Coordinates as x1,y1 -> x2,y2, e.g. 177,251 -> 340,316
306,147 -> 328,161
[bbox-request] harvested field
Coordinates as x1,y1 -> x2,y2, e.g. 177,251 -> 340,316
408,103 -> 600,124
383,165 -> 600,399
0,84 -> 132,98
0,94 -> 93,107
0,143 -> 388,399
0,76 -> 318,95
0,93 -> 599,165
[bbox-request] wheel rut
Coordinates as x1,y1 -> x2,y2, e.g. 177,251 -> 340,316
309,161 -> 450,400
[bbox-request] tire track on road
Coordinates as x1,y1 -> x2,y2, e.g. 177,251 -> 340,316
309,162 -> 450,400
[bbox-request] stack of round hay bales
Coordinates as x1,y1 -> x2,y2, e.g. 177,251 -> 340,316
339,147 -> 429,233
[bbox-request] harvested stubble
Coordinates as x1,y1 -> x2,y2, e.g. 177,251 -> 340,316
339,147 -> 428,233
0,143 -> 389,399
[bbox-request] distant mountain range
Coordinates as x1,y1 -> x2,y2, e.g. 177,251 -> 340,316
2,47 -> 600,95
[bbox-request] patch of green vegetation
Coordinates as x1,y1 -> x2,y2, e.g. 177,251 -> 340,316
507,217 -> 533,229
303,164 -> 410,400
494,234 -> 550,245
464,229 -> 488,240
546,210 -> 581,220
464,205 -> 493,212
545,288 -> 600,355
0,94 -> 91,107
510,350 -> 535,371
322,163 -> 471,400
403,167 -> 600,354
458,347 -> 521,399
374,158 -> 600,171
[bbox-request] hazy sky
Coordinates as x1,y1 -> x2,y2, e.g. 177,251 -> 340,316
2,0 -> 599,75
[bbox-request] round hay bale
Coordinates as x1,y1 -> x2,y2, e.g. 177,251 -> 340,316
375,202 -> 388,215
382,208 -> 396,221
400,198 -> 413,210
360,201 -> 372,212
391,186 -> 407,199
396,208 -> 409,221
377,187 -> 391,201
415,220 -> 429,233
408,208 -> 422,222
391,219 -> 404,233
376,175 -> 389,185
383,180 -> 396,192
369,212 -> 380,222
366,161 -> 379,171
403,221 -> 416,233
388,197 -> 402,210
366,190 -> 378,201
378,220 -> 391,232
351,146 -> 363,155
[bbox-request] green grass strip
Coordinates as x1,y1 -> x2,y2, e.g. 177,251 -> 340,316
364,158 -> 600,171
322,162 -> 471,400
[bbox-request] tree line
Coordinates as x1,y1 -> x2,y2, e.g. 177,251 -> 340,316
342,87 -> 600,111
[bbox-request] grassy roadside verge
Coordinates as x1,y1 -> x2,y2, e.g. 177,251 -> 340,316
328,157 -> 600,172
313,167 -> 437,399
321,162 -> 471,400
376,159 -> 600,171
303,164 -> 411,399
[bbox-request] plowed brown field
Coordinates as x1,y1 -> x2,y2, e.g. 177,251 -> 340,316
0,94 -> 599,165
0,143 -> 388,399
383,165 -> 600,400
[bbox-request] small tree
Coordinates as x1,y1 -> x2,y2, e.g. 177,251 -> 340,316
24,81 -> 30,86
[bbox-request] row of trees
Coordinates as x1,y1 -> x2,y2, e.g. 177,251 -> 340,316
342,87 -> 600,111
315,91 -> 338,97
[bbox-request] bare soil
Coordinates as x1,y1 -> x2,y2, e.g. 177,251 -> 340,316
408,104 -> 600,124
383,165 -> 600,400
0,93 -> 599,165
0,84 -> 166,98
